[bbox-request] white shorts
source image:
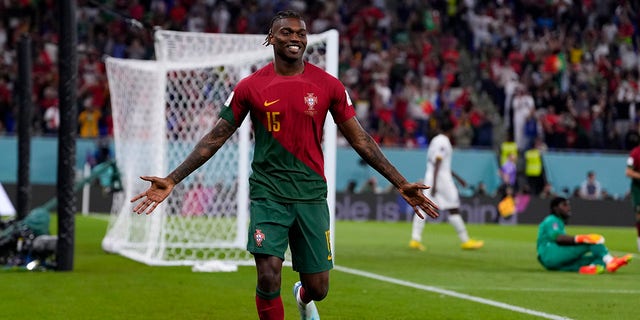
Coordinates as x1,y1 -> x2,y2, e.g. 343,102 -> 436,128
427,178 -> 460,210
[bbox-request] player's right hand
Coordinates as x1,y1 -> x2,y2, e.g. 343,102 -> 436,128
130,176 -> 175,215
574,233 -> 605,245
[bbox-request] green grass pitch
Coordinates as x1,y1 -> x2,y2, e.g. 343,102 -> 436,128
2,215 -> 638,319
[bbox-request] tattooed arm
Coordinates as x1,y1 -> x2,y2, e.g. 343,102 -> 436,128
131,118 -> 237,214
337,118 -> 439,218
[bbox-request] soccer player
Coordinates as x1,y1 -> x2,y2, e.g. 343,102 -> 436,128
130,10 -> 439,320
537,197 -> 632,274
409,119 -> 484,251
625,143 -> 640,251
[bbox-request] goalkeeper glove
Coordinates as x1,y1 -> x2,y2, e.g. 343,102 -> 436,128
574,233 -> 605,244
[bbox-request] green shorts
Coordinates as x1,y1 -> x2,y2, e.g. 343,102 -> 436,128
632,184 -> 640,212
247,199 -> 333,273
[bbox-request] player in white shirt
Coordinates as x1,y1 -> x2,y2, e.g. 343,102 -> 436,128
410,119 -> 484,250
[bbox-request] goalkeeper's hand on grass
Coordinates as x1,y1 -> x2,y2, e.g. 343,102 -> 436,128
574,233 -> 605,244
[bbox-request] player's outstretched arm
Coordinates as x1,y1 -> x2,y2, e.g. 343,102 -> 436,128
130,118 -> 237,215
337,118 -> 439,219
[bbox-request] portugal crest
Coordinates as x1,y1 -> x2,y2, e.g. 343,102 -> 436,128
304,93 -> 318,116
304,93 -> 318,108
254,229 -> 265,247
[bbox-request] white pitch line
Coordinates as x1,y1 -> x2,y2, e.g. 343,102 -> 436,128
85,214 -> 111,221
334,265 -> 573,320
451,286 -> 640,294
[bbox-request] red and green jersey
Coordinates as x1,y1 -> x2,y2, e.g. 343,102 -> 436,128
628,146 -> 640,188
220,62 -> 356,202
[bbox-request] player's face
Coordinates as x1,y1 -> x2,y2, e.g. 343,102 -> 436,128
556,201 -> 572,219
269,18 -> 307,62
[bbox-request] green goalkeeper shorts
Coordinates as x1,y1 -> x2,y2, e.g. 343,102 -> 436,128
247,199 -> 333,274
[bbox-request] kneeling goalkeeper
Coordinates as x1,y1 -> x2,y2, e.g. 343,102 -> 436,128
537,197 -> 632,274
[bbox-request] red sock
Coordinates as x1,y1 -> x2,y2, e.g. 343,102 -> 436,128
256,295 -> 284,320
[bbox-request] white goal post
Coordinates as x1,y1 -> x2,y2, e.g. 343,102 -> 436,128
102,29 -> 339,267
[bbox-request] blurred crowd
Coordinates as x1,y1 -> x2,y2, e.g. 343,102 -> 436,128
1,0 -> 640,153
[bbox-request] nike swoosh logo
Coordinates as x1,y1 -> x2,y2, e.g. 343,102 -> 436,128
264,99 -> 280,107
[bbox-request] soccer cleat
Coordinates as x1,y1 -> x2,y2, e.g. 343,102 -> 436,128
606,254 -> 633,273
578,264 -> 605,275
409,240 -> 426,251
293,281 -> 320,320
461,239 -> 484,250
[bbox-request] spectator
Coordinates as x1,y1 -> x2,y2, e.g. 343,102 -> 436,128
539,182 -> 557,199
588,94 -> 607,149
624,120 -> 640,151
474,181 -> 490,197
0,75 -> 14,133
345,180 -> 357,194
613,70 -> 638,147
524,137 -> 546,196
78,100 -> 102,138
43,102 -> 59,134
497,185 -> 516,220
358,176 -> 385,194
87,137 -> 112,168
453,111 -> 474,148
578,171 -> 602,200
498,152 -> 518,198
499,131 -> 518,167
180,179 -> 215,217
522,108 -> 541,150
511,85 -> 536,152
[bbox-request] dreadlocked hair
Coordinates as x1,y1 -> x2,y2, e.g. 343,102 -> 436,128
262,10 -> 304,46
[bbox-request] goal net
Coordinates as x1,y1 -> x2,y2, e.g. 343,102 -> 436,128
102,29 -> 339,267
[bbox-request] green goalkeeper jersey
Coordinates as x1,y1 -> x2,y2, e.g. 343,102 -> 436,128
537,214 -> 565,255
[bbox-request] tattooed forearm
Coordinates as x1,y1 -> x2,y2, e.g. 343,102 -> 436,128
167,119 -> 236,184
350,130 -> 408,188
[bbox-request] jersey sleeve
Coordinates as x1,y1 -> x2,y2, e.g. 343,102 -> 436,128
627,148 -> 640,169
538,216 -> 564,248
544,217 -> 564,242
219,81 -> 250,127
328,80 -> 356,124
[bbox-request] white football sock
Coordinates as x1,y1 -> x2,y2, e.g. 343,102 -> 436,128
603,254 -> 613,264
448,214 -> 470,243
411,212 -> 426,242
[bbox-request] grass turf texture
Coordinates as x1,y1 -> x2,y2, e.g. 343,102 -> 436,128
2,215 -> 638,319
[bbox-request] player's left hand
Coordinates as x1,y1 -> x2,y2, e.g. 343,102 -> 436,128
130,176 -> 176,215
398,183 -> 439,219
574,233 -> 605,245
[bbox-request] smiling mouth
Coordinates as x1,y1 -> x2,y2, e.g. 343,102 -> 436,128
287,45 -> 302,53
